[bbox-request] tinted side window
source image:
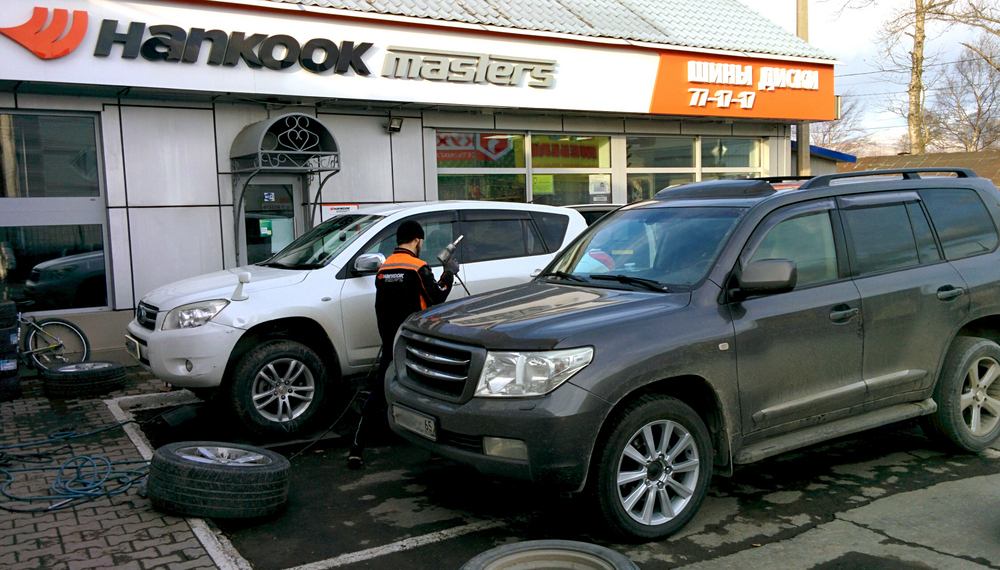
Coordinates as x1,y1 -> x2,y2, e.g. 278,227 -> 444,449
529,212 -> 570,252
906,202 -> 941,264
748,211 -> 838,288
843,204 -> 919,274
462,219 -> 527,262
920,189 -> 999,259
363,220 -> 455,267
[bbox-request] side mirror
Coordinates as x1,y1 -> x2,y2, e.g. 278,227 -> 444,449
354,253 -> 385,274
735,259 -> 797,299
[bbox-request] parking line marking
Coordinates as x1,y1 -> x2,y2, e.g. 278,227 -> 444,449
283,520 -> 507,570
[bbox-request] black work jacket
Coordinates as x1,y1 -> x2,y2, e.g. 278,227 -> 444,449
374,248 -> 453,342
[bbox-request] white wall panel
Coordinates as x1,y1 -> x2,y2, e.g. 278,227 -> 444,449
101,106 -> 127,208
734,123 -> 780,137
423,128 -> 438,201
129,207 -> 224,301
14,94 -> 106,111
108,208 -> 134,310
423,111 -> 494,129
218,175 -> 234,206
563,117 -> 624,133
121,106 -> 218,207
0,93 -> 13,108
496,114 -> 561,131
624,119 -> 682,135
316,114 -> 393,204
681,122 -> 733,136
214,103 -> 268,175
220,206 -> 237,270
391,118 -> 426,202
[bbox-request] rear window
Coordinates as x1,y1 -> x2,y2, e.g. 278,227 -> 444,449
920,189 -> 999,259
529,212 -> 570,253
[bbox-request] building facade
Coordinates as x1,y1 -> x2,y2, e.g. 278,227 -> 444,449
0,0 -> 836,359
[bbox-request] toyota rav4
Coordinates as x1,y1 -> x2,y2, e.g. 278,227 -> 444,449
386,169 -> 1000,539
125,201 -> 585,435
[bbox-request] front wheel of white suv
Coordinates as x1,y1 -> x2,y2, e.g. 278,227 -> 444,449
230,340 -> 327,435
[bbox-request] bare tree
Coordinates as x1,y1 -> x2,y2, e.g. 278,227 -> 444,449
950,1 -> 1000,72
827,0 -> 957,154
809,92 -> 871,154
928,35 -> 1000,151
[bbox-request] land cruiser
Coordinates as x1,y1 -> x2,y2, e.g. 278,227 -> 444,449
125,201 -> 585,434
386,169 -> 1000,539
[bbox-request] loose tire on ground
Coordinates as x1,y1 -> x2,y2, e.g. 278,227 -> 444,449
229,340 -> 327,435
592,394 -> 713,540
42,361 -> 126,399
147,441 -> 291,519
26,318 -> 89,370
922,336 -> 1000,452
461,540 -> 640,570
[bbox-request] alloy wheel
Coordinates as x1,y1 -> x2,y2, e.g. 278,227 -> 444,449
616,419 -> 701,526
251,358 -> 316,423
961,355 -> 1000,436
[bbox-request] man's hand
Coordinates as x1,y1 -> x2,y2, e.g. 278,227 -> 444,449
444,259 -> 460,276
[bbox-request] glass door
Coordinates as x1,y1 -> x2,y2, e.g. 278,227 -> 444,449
241,179 -> 304,265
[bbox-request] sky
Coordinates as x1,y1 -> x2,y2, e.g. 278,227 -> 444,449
737,0 -> 978,145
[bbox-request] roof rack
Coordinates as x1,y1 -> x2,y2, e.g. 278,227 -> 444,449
753,176 -> 813,183
654,179 -> 775,200
799,168 -> 979,190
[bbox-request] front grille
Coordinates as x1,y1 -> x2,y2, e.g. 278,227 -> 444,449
136,302 -> 159,330
439,430 -> 483,454
403,336 -> 472,398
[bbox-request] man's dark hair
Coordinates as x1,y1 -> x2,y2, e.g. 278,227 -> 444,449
397,220 -> 425,245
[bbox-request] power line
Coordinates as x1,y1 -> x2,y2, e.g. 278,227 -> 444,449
834,57 -> 981,78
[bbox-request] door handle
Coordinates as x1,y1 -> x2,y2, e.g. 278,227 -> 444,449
830,306 -> 859,323
937,286 -> 965,301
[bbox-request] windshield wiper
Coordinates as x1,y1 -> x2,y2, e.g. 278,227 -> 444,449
589,274 -> 669,292
538,270 -> 588,283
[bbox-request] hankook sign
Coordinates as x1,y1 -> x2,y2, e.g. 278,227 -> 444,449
0,0 -> 835,119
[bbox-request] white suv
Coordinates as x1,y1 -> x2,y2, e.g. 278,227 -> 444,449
124,201 -> 586,435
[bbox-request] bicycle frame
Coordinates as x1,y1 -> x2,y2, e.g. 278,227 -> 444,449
17,314 -> 65,368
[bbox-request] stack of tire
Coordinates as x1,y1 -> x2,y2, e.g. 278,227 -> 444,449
0,301 -> 19,402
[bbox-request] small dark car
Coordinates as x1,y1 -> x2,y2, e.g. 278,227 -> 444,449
386,169 -> 1000,539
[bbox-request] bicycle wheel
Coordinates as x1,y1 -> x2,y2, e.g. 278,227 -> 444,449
26,318 -> 90,370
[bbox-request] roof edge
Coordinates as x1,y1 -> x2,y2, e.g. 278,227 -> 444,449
173,0 -> 837,63
791,141 -> 857,163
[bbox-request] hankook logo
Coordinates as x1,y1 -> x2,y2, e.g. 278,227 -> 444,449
0,7 -> 88,59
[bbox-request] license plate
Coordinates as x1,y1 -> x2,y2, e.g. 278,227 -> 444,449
392,405 -> 437,441
124,335 -> 140,361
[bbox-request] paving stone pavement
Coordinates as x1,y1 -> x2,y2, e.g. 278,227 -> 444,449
0,367 -> 218,570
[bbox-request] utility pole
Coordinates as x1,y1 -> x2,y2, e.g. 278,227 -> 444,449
797,0 -> 811,176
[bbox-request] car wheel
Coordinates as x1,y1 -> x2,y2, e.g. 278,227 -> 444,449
461,540 -> 639,570
42,361 -> 126,399
230,340 -> 326,435
593,394 -> 713,540
922,336 -> 1000,452
147,441 -> 290,519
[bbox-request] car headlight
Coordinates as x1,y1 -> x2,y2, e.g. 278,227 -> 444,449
161,299 -> 229,330
475,347 -> 593,397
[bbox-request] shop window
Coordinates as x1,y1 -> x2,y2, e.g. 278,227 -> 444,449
0,115 -> 100,198
437,133 -> 524,168
627,173 -> 695,202
626,137 -> 695,168
0,225 -> 106,310
701,172 -> 754,181
701,138 -> 761,168
530,136 -> 611,168
438,174 -> 526,202
0,112 -> 108,311
532,173 -> 611,206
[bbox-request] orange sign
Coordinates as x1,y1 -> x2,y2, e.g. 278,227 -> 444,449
0,7 -> 88,60
649,51 -> 836,121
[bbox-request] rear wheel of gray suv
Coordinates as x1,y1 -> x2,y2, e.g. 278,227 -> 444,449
593,395 -> 713,540
923,336 -> 1000,452
230,340 -> 326,435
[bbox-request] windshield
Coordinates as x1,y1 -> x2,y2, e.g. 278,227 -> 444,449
546,206 -> 746,290
261,214 -> 384,269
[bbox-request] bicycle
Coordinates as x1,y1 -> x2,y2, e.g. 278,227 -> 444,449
13,301 -> 90,371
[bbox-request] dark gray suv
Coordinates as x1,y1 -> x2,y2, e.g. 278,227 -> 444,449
385,169 -> 1000,539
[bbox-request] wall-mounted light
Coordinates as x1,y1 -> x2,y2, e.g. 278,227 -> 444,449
384,116 -> 403,133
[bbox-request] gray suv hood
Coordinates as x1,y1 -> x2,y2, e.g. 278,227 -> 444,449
407,281 -> 691,350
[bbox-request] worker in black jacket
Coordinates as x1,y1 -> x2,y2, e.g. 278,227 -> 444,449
349,220 -> 457,468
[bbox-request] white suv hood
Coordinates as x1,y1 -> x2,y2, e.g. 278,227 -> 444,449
142,266 -> 310,310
